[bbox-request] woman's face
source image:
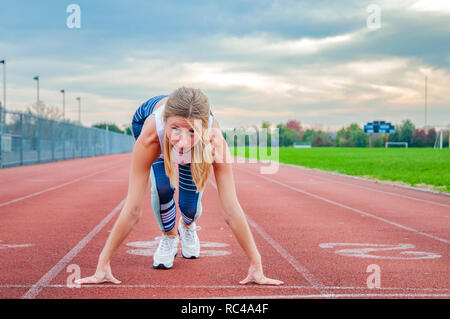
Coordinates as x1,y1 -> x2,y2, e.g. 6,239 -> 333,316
165,115 -> 203,154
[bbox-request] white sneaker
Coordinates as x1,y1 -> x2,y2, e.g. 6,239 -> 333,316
153,235 -> 179,269
178,222 -> 200,259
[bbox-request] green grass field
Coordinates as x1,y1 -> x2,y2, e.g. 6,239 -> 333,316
230,147 -> 450,193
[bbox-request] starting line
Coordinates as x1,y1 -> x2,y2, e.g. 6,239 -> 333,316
2,284 -> 450,298
1,284 -> 450,291
209,293 -> 450,299
126,238 -> 232,257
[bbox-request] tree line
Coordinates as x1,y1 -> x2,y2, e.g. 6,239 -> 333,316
20,104 -> 447,147
259,119 -> 449,148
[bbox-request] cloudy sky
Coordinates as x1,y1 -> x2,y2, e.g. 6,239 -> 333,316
0,0 -> 449,130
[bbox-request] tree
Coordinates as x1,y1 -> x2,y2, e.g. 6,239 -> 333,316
276,123 -> 299,147
398,119 -> 415,145
286,120 -> 303,140
335,123 -> 365,147
302,129 -> 315,143
123,125 -> 133,136
92,122 -> 123,133
261,121 -> 271,129
312,130 -> 334,147
411,129 -> 427,147
426,128 -> 437,147
387,125 -> 400,142
411,128 -> 437,147
25,102 -> 63,120
372,134 -> 386,147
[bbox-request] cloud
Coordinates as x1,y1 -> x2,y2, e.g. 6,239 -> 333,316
408,0 -> 450,14
218,31 -> 359,56
1,1 -> 449,129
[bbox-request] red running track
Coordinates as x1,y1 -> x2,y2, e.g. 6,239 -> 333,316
0,153 -> 449,299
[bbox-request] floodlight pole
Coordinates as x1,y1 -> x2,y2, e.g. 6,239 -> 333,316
60,89 -> 65,120
0,60 -> 5,111
33,76 -> 40,117
76,97 -> 81,124
424,75 -> 428,130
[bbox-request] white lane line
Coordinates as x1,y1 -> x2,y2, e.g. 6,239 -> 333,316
21,199 -> 126,299
3,284 -> 450,291
239,158 -> 450,208
208,180 -> 330,297
209,293 -> 450,299
245,217 -> 327,291
239,168 -> 450,245
0,160 -> 128,209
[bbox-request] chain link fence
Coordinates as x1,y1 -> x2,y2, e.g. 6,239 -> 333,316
0,106 -> 135,168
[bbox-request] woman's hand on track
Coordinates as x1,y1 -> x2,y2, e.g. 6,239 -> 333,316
240,264 -> 284,286
74,263 -> 121,285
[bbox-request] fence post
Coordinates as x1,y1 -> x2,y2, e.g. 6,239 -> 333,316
72,124 -> 74,158
0,105 -> 3,168
73,125 -> 75,159
88,129 -> 91,157
20,113 -> 23,165
62,121 -> 66,160
51,120 -> 55,161
37,115 -> 41,164
105,127 -> 108,156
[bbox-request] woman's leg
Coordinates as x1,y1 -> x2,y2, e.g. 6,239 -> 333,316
149,157 -> 177,235
150,157 -> 181,269
177,163 -> 203,259
178,163 -> 203,225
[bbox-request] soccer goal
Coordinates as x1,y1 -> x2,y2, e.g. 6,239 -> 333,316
434,128 -> 450,149
385,142 -> 408,148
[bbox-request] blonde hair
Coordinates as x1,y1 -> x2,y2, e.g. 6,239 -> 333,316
163,87 -> 214,193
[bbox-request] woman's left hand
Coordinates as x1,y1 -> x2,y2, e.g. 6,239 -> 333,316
240,263 -> 284,286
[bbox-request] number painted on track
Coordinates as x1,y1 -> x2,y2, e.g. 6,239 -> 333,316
319,243 -> 441,260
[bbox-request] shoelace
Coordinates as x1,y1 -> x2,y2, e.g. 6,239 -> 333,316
182,225 -> 199,244
156,235 -> 175,254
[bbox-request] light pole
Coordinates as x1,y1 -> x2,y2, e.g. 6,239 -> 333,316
0,60 -> 5,111
60,89 -> 65,120
424,75 -> 428,130
76,97 -> 81,124
33,76 -> 40,117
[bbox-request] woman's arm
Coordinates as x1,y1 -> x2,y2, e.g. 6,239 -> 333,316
210,122 -> 283,286
76,116 -> 161,285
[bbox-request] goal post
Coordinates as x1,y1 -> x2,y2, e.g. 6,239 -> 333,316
434,128 -> 450,149
385,142 -> 408,148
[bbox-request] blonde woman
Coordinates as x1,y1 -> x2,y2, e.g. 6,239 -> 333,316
76,87 -> 283,286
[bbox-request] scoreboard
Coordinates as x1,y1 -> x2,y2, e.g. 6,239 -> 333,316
364,121 -> 395,134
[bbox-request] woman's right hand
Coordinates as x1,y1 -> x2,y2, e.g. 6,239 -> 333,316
74,262 -> 121,285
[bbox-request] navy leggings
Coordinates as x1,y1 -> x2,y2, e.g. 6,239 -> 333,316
132,96 -> 204,232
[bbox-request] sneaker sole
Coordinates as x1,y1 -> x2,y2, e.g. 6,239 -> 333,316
181,252 -> 199,259
153,252 -> 177,269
